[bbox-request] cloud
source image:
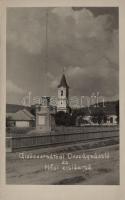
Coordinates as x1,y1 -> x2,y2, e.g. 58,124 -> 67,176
50,79 -> 59,89
67,66 -> 84,77
46,72 -> 54,80
7,8 -> 46,54
47,72 -> 59,89
6,7 -> 119,103
7,80 -> 25,94
49,8 -> 118,97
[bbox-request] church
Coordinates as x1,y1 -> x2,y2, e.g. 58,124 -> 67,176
57,72 -> 69,113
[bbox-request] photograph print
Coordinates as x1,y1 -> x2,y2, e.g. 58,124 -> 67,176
6,7 -> 119,185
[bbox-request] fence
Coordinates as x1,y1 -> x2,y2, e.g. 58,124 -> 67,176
6,127 -> 119,152
54,125 -> 118,135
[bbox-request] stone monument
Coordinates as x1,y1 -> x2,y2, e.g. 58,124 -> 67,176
36,97 -> 55,134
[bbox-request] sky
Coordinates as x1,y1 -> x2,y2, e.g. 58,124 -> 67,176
6,7 -> 119,105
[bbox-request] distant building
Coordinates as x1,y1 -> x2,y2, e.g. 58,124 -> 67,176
57,72 -> 69,113
76,113 -> 118,126
75,104 -> 118,126
106,114 -> 118,125
76,115 -> 93,126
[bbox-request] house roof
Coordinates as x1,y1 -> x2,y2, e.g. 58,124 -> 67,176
6,109 -> 35,121
58,74 -> 69,88
6,104 -> 31,113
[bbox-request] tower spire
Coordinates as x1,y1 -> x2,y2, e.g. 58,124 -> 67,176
62,66 -> 65,74
58,73 -> 69,88
57,68 -> 69,113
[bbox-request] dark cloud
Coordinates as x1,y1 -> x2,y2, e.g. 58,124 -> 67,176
72,7 -> 118,29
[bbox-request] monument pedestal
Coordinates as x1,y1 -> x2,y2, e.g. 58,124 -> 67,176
36,105 -> 55,135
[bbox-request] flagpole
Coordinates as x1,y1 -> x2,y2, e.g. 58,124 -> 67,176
43,8 -> 48,97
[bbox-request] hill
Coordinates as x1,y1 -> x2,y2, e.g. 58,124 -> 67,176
72,100 -> 119,116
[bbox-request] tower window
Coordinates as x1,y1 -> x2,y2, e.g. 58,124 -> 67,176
61,90 -> 63,96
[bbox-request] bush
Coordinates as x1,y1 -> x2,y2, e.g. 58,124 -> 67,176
55,111 -> 72,126
91,108 -> 107,125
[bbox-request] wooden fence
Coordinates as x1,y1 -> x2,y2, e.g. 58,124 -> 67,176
6,128 -> 119,152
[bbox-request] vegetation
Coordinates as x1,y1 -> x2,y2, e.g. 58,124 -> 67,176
55,109 -> 85,126
55,111 -> 72,126
91,108 -> 107,125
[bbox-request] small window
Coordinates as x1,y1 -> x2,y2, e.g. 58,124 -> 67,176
61,90 -> 63,96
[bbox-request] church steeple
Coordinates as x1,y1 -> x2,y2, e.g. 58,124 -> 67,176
57,71 -> 69,113
58,73 -> 69,88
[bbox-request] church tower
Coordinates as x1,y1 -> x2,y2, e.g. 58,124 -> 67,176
57,72 -> 69,113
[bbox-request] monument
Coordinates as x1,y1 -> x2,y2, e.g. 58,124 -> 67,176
36,97 -> 55,134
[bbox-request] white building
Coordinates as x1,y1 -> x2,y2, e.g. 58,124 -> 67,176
106,114 -> 118,125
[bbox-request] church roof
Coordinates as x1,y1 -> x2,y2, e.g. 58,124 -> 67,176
58,74 -> 69,88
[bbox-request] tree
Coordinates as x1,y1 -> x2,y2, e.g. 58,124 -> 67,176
91,108 -> 107,125
55,111 -> 71,126
70,108 -> 85,126
55,108 -> 86,126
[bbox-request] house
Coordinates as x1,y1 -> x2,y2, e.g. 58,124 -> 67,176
6,109 -> 35,127
106,114 -> 118,125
